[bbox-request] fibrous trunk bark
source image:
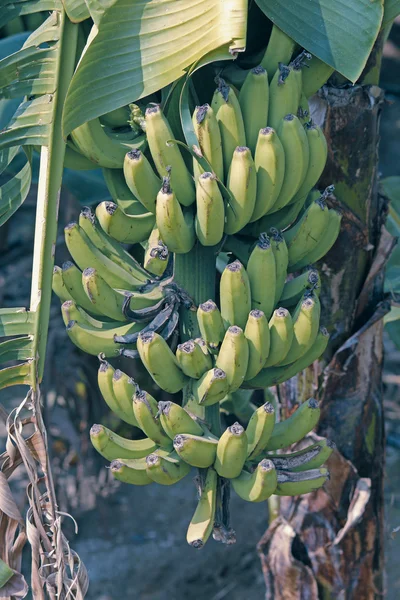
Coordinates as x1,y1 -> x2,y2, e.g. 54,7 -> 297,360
258,75 -> 394,598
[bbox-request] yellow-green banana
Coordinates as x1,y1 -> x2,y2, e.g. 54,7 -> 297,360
53,266 -> 73,303
95,201 -> 155,245
268,67 -> 300,132
289,209 -> 342,271
302,56 -> 334,98
225,146 -> 257,234
289,123 -> 328,206
195,172 -> 225,247
215,326 -> 249,393
186,468 -> 217,548
275,467 -> 329,495
137,331 -> 188,393
110,459 -> 153,486
245,402 -> 275,459
243,193 -> 304,237
112,369 -> 140,427
145,105 -> 195,206
100,106 -> 130,128
123,149 -> 161,213
267,438 -> 335,472
247,234 -> 276,319
146,452 -> 191,485
211,78 -> 246,175
81,267 -> 127,322
143,225 -> 169,277
270,229 -> 289,304
220,260 -> 251,330
102,168 -> 142,215
173,433 -> 218,468
261,25 -> 297,81
266,398 -> 320,451
244,310 -> 270,380
278,295 -> 320,365
263,308 -> 294,367
283,198 -> 330,268
214,423 -> 248,479
176,339 -> 212,379
98,359 -> 136,424
61,261 -> 105,316
197,300 -> 225,349
191,368 -> 229,407
158,401 -> 204,439
192,104 -> 224,181
231,459 -> 277,502
132,386 -> 172,447
279,269 -> 321,309
156,177 -> 195,254
252,127 -> 285,220
61,300 -> 122,330
66,319 -> 140,357
239,66 -> 269,155
90,423 -> 157,461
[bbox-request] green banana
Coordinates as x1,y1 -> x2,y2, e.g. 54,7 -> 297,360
220,260 -> 251,330
231,459 -> 277,502
98,359 -> 136,424
61,261 -> 105,316
145,105 -> 195,206
66,319 -> 141,357
61,300 -> 122,330
70,118 -> 146,169
278,295 -> 320,365
176,339 -> 212,379
289,209 -> 342,271
244,310 -> 271,380
225,146 -> 257,234
137,331 -> 188,393
186,468 -> 217,548
265,398 -> 321,451
283,198 -> 330,268
173,433 -> 218,468
64,222 -> 142,290
156,177 -> 195,254
146,452 -> 191,485
158,401 -> 204,439
123,149 -> 161,213
81,267 -> 127,322
192,104 -> 224,181
270,229 -> 289,304
102,168 -> 142,215
252,127 -> 285,220
268,66 -> 300,132
195,172 -> 225,247
215,326 -> 249,393
143,224 -> 169,277
100,106 -> 130,128
211,78 -> 246,175
90,423 -> 157,461
95,201 -> 155,245
263,308 -> 294,367
289,123 -> 328,206
197,300 -> 225,349
267,438 -> 335,472
64,144 -> 98,170
275,467 -> 329,495
53,266 -> 73,303
243,194 -> 304,237
112,369 -> 140,427
302,56 -> 334,98
272,114 -> 309,212
245,402 -> 275,459
132,386 -> 172,447
191,368 -> 229,407
110,458 -> 153,486
214,423 -> 248,479
261,25 -> 297,81
247,234 -> 276,319
239,66 -> 269,155
279,269 -> 321,309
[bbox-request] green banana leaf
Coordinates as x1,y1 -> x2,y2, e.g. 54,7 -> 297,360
62,0 -> 248,135
383,0 -> 400,26
0,559 -> 14,589
0,1 -> 62,29
255,0 -> 384,83
62,0 -> 90,23
381,176 -> 400,349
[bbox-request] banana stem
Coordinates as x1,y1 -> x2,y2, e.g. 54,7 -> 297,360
268,495 -> 280,524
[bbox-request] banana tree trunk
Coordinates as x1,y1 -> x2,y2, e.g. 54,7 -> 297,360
257,51 -> 394,598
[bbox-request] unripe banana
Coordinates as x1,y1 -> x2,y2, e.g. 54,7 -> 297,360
195,172 -> 225,246
122,149 -> 161,213
244,310 -> 271,380
158,401 -> 204,439
192,104 -> 224,181
239,66 -> 269,155
270,229 -> 289,304
283,198 -> 330,268
278,295 -> 320,365
61,300 -> 123,331
176,339 -> 212,379
245,402 -> 275,459
247,235 -> 276,319
279,269 -> 321,309
186,468 -> 217,548
146,452 -> 191,485
102,167 -> 142,215
243,193 -> 304,237
137,331 -> 188,393
191,368 -> 229,407
302,56 -> 334,98
225,146 -> 257,234
297,93 -> 310,125
289,123 -> 328,207
268,67 -> 300,132
90,423 -> 157,461
110,459 -> 153,486
197,300 -> 225,349
289,208 -> 342,271
81,267 -> 127,322
173,433 -> 218,468
100,106 -> 130,128
53,266 -> 73,303
97,359 -> 137,424
271,114 -> 309,212
267,438 -> 335,472
143,225 -> 169,276
112,369 -> 140,427
263,308 -> 294,367
211,78 -> 246,175
275,467 -> 329,496
215,326 -> 249,393
220,260 -> 251,330
266,398 -> 320,451
156,177 -> 195,254
61,262 -> 104,316
95,200 -> 155,244
145,105 -> 195,206
252,127 -> 285,220
214,422 -> 248,479
66,319 -> 141,357
132,386 -> 172,447
231,459 -> 277,502
261,25 -> 297,82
